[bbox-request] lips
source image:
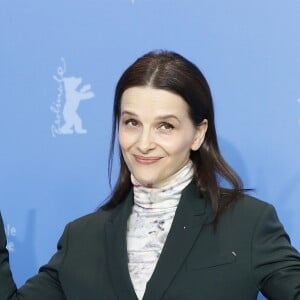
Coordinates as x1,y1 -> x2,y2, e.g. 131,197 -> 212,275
133,155 -> 162,165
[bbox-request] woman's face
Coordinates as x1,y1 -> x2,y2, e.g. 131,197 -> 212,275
118,86 -> 207,186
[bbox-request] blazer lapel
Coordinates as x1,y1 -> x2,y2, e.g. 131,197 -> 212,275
143,182 -> 209,300
105,191 -> 138,300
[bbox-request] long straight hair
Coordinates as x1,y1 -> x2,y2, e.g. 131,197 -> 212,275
102,50 -> 244,221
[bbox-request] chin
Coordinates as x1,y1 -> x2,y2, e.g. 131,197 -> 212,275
134,175 -> 158,186
137,178 -> 155,186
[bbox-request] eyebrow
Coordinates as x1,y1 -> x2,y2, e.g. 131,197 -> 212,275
121,110 -> 181,122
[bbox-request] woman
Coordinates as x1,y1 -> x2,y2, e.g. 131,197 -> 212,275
1,50 -> 299,299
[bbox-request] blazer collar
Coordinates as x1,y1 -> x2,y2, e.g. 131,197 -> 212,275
104,189 -> 137,300
143,181 -> 209,300
105,181 -> 209,300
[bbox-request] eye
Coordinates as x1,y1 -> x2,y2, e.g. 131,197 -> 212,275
124,118 -> 139,127
159,122 -> 174,131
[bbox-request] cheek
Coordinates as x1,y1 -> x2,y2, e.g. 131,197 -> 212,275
159,135 -> 194,155
119,134 -> 139,160
118,132 -> 126,150
118,130 -> 130,150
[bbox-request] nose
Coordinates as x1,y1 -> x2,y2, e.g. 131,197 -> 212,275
136,128 -> 155,153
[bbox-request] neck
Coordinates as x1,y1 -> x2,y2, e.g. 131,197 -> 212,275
131,160 -> 194,190
131,160 -> 194,208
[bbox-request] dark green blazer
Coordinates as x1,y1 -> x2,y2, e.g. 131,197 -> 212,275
1,182 -> 300,299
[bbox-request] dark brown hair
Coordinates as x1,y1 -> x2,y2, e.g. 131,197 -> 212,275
102,50 -> 244,220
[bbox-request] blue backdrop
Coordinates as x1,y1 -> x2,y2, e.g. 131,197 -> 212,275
1,1 -> 299,299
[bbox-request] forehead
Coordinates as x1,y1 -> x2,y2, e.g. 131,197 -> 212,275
120,87 -> 190,117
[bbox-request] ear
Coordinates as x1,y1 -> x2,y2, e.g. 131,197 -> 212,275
190,119 -> 208,151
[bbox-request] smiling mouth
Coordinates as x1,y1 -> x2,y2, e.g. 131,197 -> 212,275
133,155 -> 162,165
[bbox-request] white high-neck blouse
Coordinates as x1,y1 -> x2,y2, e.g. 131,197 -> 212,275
126,161 -> 194,300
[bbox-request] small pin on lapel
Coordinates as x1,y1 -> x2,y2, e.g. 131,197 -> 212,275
232,251 -> 237,256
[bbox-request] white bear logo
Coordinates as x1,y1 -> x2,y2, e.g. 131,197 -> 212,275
51,58 -> 95,136
59,76 -> 94,134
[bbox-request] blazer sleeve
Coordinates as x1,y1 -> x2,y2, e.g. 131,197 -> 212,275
251,204 -> 300,299
0,212 -> 67,300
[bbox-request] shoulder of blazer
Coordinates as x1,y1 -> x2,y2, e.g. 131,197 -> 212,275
228,193 -> 272,214
65,189 -> 134,232
217,193 -> 276,230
